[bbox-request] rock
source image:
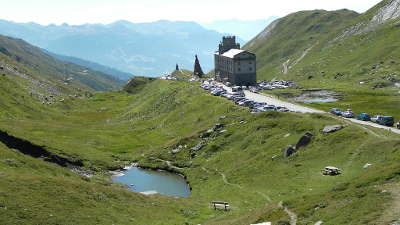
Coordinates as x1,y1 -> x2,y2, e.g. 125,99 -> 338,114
191,142 -> 205,151
295,132 -> 313,149
219,116 -> 226,120
219,130 -> 227,134
322,125 -> 344,134
283,145 -> 296,158
213,123 -> 224,130
363,163 -> 373,169
171,149 -> 181,154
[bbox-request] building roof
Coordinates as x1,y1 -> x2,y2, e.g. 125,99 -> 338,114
221,49 -> 245,58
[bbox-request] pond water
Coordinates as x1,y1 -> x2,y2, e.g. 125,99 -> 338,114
302,98 -> 338,103
112,167 -> 191,198
292,90 -> 339,104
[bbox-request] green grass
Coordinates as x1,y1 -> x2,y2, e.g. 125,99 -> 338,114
1,3 -> 400,223
2,77 -> 400,224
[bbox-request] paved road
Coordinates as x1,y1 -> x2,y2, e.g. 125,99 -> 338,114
220,84 -> 400,135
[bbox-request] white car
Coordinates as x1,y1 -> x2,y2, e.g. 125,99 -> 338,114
371,115 -> 383,123
342,109 -> 355,118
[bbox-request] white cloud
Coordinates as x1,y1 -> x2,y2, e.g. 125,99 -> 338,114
0,0 -> 382,25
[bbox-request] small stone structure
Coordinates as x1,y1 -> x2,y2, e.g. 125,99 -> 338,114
193,55 -> 204,77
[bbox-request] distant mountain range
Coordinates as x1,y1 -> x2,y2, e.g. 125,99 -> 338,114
0,19 -> 245,77
200,17 -> 279,41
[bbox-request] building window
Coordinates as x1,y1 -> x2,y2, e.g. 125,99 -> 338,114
249,61 -> 252,64
238,68 -> 241,72
249,67 -> 253,71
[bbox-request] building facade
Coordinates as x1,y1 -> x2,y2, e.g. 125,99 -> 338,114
214,36 -> 257,86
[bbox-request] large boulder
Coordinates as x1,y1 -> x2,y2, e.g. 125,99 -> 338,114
295,132 -> 313,149
283,145 -> 296,158
322,125 -> 344,134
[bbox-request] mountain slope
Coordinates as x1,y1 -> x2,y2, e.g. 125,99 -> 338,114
245,0 -> 400,90
46,51 -> 134,81
245,9 -> 360,79
0,35 -> 123,93
0,20 -> 244,77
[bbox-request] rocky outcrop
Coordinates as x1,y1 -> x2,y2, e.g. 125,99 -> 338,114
370,0 -> 400,26
295,132 -> 314,149
283,132 -> 314,158
283,145 -> 296,158
322,125 -> 344,134
0,130 -> 83,167
334,0 -> 400,41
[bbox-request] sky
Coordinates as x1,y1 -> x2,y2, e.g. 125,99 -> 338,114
0,0 -> 382,25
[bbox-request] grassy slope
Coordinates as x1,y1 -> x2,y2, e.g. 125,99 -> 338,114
1,77 -> 400,224
244,1 -> 400,120
0,35 -> 123,91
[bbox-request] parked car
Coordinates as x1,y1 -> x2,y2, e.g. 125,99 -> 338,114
330,108 -> 342,116
264,105 -> 277,111
371,115 -> 383,123
397,121 -> 400,129
357,113 -> 371,121
232,86 -> 243,93
376,116 -> 395,127
342,109 -> 355,118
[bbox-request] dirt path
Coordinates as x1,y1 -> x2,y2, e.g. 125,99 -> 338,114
375,182 -> 400,224
282,60 -> 290,74
202,166 -> 272,202
279,201 -> 298,225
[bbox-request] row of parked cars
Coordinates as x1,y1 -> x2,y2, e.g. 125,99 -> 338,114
200,81 -> 293,114
330,108 -> 400,128
258,80 -> 296,90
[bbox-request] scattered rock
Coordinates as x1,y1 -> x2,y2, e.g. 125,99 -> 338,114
239,120 -> 246,124
363,163 -> 373,169
171,149 -> 181,154
219,130 -> 227,134
213,123 -> 224,130
322,125 -> 344,134
191,142 -> 205,151
219,116 -> 226,120
295,132 -> 313,149
283,145 -> 296,158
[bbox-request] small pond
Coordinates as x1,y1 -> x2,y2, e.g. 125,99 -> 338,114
112,167 -> 191,198
291,90 -> 340,104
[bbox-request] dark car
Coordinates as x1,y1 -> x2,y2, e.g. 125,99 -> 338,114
357,113 -> 371,121
376,116 -> 394,127
330,108 -> 342,116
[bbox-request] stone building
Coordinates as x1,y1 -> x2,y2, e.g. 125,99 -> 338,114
214,36 -> 256,86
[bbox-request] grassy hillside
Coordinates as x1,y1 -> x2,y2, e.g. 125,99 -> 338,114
244,0 -> 400,119
0,35 -> 123,92
0,77 -> 400,224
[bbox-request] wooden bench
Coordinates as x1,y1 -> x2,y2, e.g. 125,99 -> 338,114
211,201 -> 230,211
